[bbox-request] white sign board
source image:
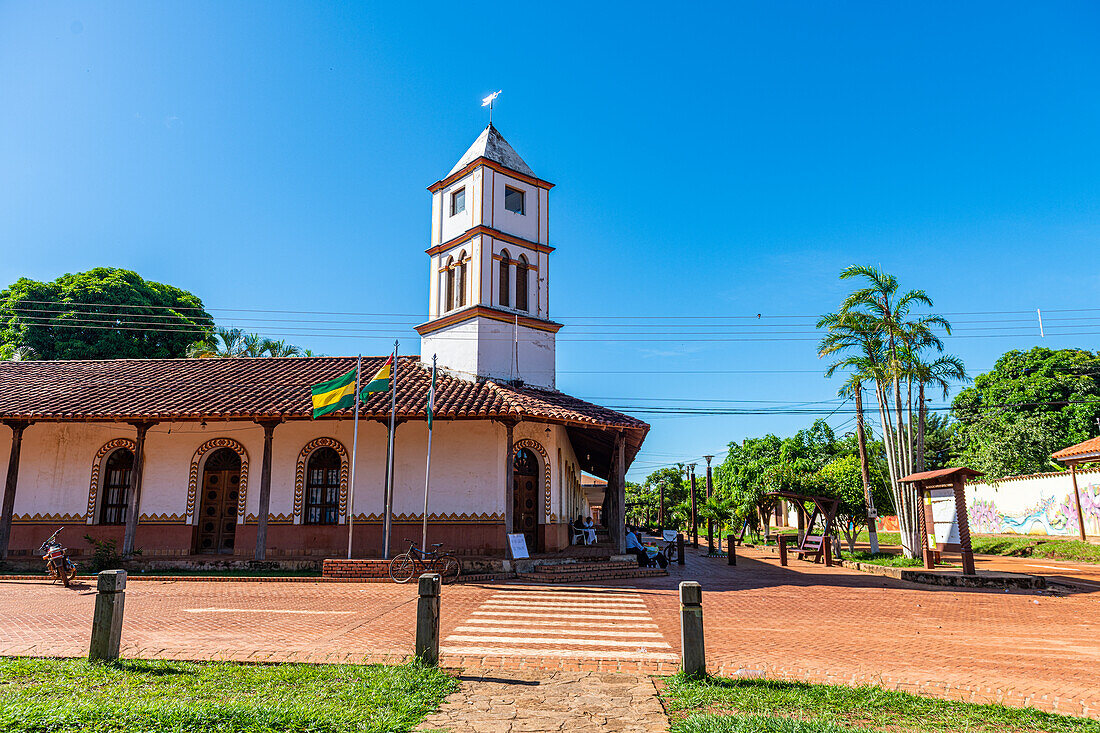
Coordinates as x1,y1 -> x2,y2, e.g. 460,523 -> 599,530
507,533 -> 529,559
929,488 -> 960,546
662,530 -> 678,543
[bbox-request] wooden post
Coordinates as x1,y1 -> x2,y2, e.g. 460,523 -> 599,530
254,420 -> 279,561
689,465 -> 698,547
122,422 -> 153,557
727,535 -> 736,566
676,532 -> 685,565
658,481 -> 665,531
823,538 -> 832,567
614,431 -> 626,554
415,573 -> 441,665
679,581 -> 705,678
952,475 -> 976,575
504,422 -> 515,537
0,420 -> 30,561
778,535 -> 788,566
89,570 -> 126,662
1070,464 -> 1087,541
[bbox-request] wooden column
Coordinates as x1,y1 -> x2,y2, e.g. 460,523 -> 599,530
504,422 -> 515,536
1070,464 -> 1087,541
0,420 -> 31,561
612,431 -> 626,554
254,420 -> 280,561
122,421 -> 154,557
951,475 -> 976,575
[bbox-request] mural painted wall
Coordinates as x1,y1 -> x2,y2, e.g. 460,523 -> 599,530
965,469 -> 1100,537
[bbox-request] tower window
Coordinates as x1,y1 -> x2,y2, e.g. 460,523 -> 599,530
516,255 -> 529,312
450,187 -> 465,216
504,186 -> 525,215
456,251 -> 467,308
498,250 -> 511,307
444,256 -> 455,312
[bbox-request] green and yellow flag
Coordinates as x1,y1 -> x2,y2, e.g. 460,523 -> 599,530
363,356 -> 393,395
311,367 -> 358,418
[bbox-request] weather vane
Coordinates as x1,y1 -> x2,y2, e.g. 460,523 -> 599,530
482,90 -> 502,125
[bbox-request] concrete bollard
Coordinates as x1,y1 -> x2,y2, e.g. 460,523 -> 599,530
676,533 -> 685,565
727,535 -> 736,566
415,573 -> 441,665
679,581 -> 705,678
778,535 -> 788,566
89,570 -> 126,662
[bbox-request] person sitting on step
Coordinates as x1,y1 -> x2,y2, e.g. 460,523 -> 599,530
626,526 -> 650,567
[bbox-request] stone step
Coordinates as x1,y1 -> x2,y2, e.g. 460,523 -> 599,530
516,567 -> 668,583
535,561 -> 639,574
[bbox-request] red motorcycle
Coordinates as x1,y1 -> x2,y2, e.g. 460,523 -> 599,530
39,528 -> 77,587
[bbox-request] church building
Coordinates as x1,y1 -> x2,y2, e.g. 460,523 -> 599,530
0,125 -> 648,563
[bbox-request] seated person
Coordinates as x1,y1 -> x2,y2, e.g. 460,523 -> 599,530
583,516 -> 598,545
572,515 -> 589,545
626,526 -> 650,567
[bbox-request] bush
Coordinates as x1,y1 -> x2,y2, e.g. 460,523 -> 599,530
83,535 -> 140,572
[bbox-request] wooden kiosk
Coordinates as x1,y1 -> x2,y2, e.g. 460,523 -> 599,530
1052,436 -> 1100,541
899,467 -> 983,575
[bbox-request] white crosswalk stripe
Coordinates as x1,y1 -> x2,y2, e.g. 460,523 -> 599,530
443,588 -> 676,661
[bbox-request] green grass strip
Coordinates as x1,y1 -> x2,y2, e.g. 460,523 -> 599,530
0,657 -> 456,733
663,675 -> 1100,733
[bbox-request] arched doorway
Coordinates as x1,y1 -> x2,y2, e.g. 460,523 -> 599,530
513,447 -> 540,552
196,447 -> 241,554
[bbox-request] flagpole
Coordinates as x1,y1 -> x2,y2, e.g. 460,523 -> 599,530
382,340 -> 398,560
421,354 -> 436,551
347,355 -> 362,560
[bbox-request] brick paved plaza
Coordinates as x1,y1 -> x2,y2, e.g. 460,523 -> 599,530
1,546 -> 1097,718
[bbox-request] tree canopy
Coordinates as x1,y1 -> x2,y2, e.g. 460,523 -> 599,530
0,268 -> 214,361
951,347 -> 1100,478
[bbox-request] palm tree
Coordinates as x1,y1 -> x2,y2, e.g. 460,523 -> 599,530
187,327 -> 245,358
909,354 -> 968,472
264,339 -> 302,357
819,266 -> 961,558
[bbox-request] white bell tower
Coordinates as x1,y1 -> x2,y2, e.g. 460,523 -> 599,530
416,125 -> 561,389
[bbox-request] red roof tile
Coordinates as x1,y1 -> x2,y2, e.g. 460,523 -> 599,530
1053,436 -> 1100,463
0,356 -> 649,437
899,467 -> 984,483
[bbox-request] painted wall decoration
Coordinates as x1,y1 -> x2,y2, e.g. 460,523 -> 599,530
966,469 -> 1100,536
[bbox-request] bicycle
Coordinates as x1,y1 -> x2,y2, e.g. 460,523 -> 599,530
388,538 -> 461,584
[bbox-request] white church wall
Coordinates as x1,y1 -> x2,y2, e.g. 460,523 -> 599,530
475,318 -> 556,389
421,320 -> 481,382
439,172 -> 475,244
489,170 -> 542,243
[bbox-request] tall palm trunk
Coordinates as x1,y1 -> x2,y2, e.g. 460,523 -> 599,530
917,382 -> 927,472
854,384 -> 879,553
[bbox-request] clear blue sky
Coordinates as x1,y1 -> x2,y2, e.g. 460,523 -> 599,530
2,2 -> 1098,479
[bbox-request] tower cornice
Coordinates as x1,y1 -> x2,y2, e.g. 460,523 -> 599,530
416,305 -> 563,337
426,225 -> 555,257
428,156 -> 555,194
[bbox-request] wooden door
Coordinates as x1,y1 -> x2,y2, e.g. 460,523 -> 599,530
196,448 -> 241,554
513,448 -> 540,553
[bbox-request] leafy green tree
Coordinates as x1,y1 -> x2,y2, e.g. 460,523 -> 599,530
952,347 -> 1100,478
0,268 -> 213,360
816,453 -> 892,551
642,465 -> 688,528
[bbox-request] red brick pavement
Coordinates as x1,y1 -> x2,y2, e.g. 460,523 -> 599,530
1,546 -> 1097,718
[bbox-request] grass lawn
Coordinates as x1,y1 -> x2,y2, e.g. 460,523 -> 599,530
969,536 -> 1100,564
662,675 -> 1100,733
0,657 -> 455,733
844,551 -> 923,568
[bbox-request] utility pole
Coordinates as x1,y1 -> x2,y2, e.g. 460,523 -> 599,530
703,455 -> 714,553
658,481 -> 666,532
688,463 -> 698,548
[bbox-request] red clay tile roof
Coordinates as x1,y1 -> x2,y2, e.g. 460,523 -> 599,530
0,356 -> 649,438
899,467 -> 984,483
1053,436 -> 1100,463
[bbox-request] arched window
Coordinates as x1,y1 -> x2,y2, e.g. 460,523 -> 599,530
499,249 -> 511,307
304,447 -> 341,525
444,256 -> 455,312
516,255 -> 529,312
100,448 -> 134,525
456,250 -> 467,308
